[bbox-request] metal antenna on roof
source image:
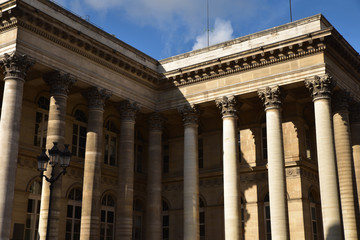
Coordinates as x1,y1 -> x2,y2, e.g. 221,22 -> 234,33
207,0 -> 210,47
289,0 -> 293,22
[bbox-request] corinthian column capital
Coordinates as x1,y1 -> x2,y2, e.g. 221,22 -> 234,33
0,52 -> 34,80
332,91 -> 352,113
148,112 -> 166,131
215,95 -> 240,118
179,104 -> 200,126
258,85 -> 286,110
43,71 -> 76,96
85,87 -> 112,110
305,74 -> 336,101
118,100 -> 139,122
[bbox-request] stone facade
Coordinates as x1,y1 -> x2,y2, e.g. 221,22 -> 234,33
1,0 -> 360,240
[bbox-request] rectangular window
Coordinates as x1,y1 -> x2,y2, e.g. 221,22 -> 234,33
34,112 -> 48,148
104,135 -> 117,166
198,138 -> 204,169
163,144 -> 169,174
262,126 -> 268,160
305,128 -> 312,160
72,124 -> 87,158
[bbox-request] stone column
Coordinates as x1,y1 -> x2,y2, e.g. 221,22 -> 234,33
38,71 -> 75,240
305,74 -> 343,240
116,100 -> 139,240
350,103 -> 360,211
215,95 -> 242,240
0,52 -> 33,239
179,104 -> 200,240
80,87 -> 111,240
258,86 -> 289,240
333,91 -> 359,239
145,113 -> 165,240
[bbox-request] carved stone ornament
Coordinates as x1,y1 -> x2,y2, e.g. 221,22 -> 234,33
43,71 -> 76,96
0,52 -> 34,80
118,100 -> 139,121
179,104 -> 200,125
215,95 -> 240,118
304,74 -> 336,101
350,102 -> 360,123
332,90 -> 352,113
258,85 -> 286,110
148,112 -> 166,131
85,87 -> 112,110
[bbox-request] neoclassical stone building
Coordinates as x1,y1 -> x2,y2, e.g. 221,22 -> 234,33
0,0 -> 359,240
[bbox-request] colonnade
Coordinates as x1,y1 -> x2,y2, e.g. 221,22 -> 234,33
0,52 -> 359,240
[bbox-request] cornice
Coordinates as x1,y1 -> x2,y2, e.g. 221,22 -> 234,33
0,2 -> 163,87
161,32 -> 331,89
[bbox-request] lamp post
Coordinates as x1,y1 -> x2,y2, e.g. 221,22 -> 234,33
37,142 -> 71,240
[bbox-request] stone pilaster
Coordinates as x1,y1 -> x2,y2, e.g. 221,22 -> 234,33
116,100 -> 139,240
39,71 -> 75,240
305,74 -> 343,240
0,52 -> 33,239
258,85 -> 289,240
332,91 -> 359,240
145,113 -> 165,240
215,95 -> 242,240
350,103 -> 360,214
179,104 -> 200,240
80,87 -> 111,240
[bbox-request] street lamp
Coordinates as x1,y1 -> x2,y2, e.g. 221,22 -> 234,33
37,142 -> 71,240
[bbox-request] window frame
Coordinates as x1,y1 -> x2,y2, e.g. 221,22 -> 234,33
72,109 -> 87,159
103,120 -> 118,166
34,96 -> 50,149
100,194 -> 116,240
25,179 -> 42,240
66,188 -> 82,240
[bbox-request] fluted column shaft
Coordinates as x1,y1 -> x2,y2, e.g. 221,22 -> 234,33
305,75 -> 343,240
39,71 -> 75,240
258,86 -> 289,240
116,101 -> 139,240
333,92 -> 359,240
0,52 -> 33,239
216,96 -> 242,240
80,88 -> 111,240
145,113 -> 165,240
180,104 -> 200,240
350,104 -> 360,212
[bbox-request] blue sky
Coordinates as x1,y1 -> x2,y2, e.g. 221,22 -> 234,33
53,0 -> 360,60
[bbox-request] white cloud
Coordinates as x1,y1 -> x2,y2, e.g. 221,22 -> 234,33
192,18 -> 234,50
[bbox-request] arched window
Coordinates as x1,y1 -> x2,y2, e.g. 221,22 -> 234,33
25,179 -> 42,240
199,197 -> 205,239
66,188 -> 82,240
101,194 -> 116,240
162,200 -> 170,240
133,199 -> 144,240
72,109 -> 87,158
34,96 -> 49,148
104,120 -> 118,166
264,193 -> 271,240
309,192 -> 319,240
134,130 -> 144,173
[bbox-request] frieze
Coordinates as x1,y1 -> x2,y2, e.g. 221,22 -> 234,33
0,52 -> 34,80
85,87 -> 112,110
43,71 -> 76,96
258,85 -> 286,110
305,74 -> 336,101
215,95 -> 240,118
7,4 -> 162,86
